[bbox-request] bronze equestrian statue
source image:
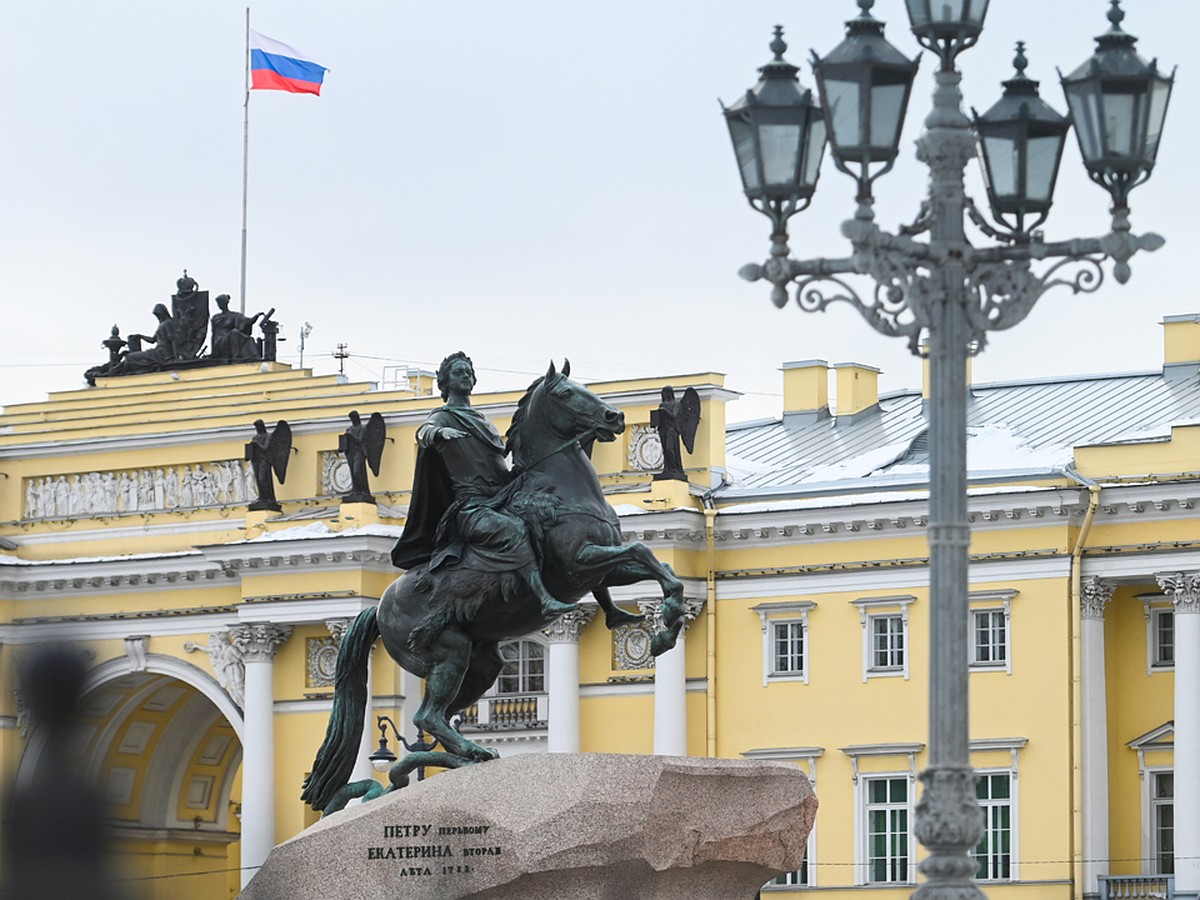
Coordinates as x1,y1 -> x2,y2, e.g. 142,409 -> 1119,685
303,356 -> 688,814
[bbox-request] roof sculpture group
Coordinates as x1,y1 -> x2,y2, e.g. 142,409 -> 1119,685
84,271 -> 280,385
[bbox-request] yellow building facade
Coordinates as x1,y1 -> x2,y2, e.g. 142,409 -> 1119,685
2,320 -> 1199,899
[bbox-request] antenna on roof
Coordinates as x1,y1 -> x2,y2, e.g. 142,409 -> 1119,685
333,342 -> 350,376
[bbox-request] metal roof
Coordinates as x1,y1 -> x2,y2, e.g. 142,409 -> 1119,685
721,367 -> 1200,497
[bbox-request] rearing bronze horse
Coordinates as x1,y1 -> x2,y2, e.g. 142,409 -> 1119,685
302,362 -> 687,813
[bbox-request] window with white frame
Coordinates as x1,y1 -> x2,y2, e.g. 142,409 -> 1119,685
972,609 -> 1007,667
870,615 -> 905,671
865,776 -> 910,884
746,746 -> 821,890
1151,770 -> 1174,875
1139,595 -> 1175,673
766,857 -> 808,888
496,639 -> 545,694
844,743 -> 921,886
974,772 -> 1013,881
773,621 -> 805,675
1151,608 -> 1174,669
751,601 -> 815,685
969,590 -> 1016,673
852,596 -> 915,681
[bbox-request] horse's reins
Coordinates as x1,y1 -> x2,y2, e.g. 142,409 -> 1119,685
512,428 -> 599,476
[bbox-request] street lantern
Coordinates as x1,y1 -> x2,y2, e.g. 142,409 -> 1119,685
811,0 -> 920,206
729,1 -> 1171,897
1060,0 -> 1174,211
722,26 -> 827,225
904,0 -> 989,63
972,43 -> 1070,236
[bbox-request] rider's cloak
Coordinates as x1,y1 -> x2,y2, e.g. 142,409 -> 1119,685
390,405 -> 510,571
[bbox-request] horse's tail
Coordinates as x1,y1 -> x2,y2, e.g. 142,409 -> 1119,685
301,606 -> 379,811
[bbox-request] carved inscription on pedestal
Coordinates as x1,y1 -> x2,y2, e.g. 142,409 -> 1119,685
366,822 -> 503,879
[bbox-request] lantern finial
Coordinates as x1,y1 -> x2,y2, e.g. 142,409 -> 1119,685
769,25 -> 787,61
1106,0 -> 1125,32
1011,42 -> 1028,80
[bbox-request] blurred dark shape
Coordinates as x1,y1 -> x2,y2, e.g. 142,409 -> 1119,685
2,643 -> 131,900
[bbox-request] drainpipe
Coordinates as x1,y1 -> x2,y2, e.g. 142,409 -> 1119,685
1062,466 -> 1101,900
703,495 -> 718,758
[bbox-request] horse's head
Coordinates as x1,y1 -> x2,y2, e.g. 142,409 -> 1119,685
507,359 -> 625,468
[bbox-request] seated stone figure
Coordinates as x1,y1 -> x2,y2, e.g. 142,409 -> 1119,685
211,294 -> 263,361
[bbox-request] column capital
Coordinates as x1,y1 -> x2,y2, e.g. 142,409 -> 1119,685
325,618 -> 351,646
542,607 -> 597,643
637,597 -> 705,633
230,622 -> 293,662
1157,572 -> 1200,614
1080,577 -> 1116,620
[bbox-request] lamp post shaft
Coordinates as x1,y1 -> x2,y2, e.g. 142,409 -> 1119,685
913,69 -> 986,900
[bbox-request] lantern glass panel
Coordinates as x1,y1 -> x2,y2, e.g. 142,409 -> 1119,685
870,82 -> 909,149
759,123 -> 803,186
1146,78 -> 1171,160
823,78 -> 861,148
982,135 -> 1017,198
728,117 -> 761,191
1103,90 -> 1136,156
1065,89 -> 1101,161
962,0 -> 989,27
1026,135 -> 1060,201
803,117 -> 828,185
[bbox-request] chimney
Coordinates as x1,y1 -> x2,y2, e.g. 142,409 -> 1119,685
833,362 -> 880,419
781,360 -> 830,425
1162,314 -> 1200,377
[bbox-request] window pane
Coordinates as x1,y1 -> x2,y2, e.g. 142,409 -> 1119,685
869,83 -> 906,150
1102,92 -> 1136,156
983,135 -> 1017,197
1025,135 -> 1060,201
728,117 -> 761,190
824,79 -> 861,148
758,124 -> 801,186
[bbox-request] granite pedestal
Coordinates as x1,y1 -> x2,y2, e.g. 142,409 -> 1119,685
240,753 -> 816,900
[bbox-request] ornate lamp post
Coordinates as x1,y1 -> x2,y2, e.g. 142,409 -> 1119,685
725,1 -> 1172,897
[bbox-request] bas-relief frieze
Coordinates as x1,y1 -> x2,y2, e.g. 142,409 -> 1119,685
22,460 -> 257,520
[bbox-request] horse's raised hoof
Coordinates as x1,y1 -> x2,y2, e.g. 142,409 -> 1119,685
604,606 -> 645,628
650,628 -> 679,657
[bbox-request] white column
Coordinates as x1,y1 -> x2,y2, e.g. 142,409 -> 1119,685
642,599 -> 703,757
543,608 -> 595,753
231,622 -> 292,888
1080,576 -> 1114,898
1158,573 -> 1200,898
327,618 -> 375,783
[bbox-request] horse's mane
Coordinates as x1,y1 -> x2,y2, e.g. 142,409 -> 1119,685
505,375 -> 546,467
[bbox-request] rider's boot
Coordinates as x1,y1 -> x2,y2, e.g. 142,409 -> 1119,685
521,565 -> 574,619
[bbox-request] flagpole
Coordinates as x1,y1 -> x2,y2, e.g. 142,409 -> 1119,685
240,7 -> 250,314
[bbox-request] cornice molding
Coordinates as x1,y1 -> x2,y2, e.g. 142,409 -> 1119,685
713,555 -> 1070,601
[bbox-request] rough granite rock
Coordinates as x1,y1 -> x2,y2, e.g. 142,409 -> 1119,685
240,753 -> 817,900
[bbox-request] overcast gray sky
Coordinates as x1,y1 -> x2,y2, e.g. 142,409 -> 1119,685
1,1 -> 1195,422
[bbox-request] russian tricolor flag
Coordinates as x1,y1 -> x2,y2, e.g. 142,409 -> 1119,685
250,30 -> 328,95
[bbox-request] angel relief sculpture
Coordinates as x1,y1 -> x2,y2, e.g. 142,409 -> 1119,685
650,386 -> 701,482
245,419 -> 292,512
339,410 -> 387,503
